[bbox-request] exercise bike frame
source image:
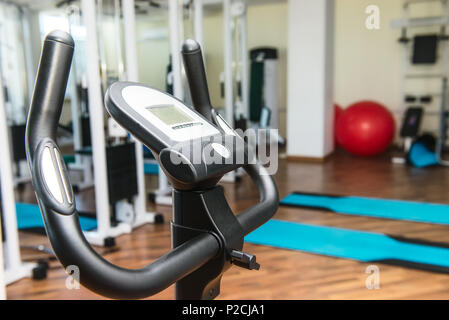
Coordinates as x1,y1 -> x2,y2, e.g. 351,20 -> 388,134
25,30 -> 278,300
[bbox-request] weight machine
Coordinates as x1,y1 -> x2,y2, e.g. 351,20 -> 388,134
0,3 -> 35,189
0,1 -> 48,288
392,0 -> 449,165
0,66 -> 44,288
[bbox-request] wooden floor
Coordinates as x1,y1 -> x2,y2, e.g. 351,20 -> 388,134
7,150 -> 449,299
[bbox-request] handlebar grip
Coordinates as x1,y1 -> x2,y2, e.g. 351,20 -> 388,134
182,39 -> 213,122
26,30 -> 74,159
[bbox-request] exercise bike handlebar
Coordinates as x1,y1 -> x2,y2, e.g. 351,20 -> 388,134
26,31 -> 220,299
25,31 -> 278,300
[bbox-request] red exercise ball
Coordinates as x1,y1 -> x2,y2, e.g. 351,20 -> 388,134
336,101 -> 395,156
334,104 -> 344,147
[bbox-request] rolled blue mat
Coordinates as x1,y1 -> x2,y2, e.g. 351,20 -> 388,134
408,141 -> 438,168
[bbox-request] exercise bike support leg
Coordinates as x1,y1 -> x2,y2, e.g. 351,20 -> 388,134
172,186 -> 259,300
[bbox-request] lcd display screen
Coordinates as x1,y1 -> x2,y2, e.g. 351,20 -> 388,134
147,105 -> 193,125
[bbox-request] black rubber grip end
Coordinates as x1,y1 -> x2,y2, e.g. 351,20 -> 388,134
182,38 -> 200,53
45,30 -> 74,48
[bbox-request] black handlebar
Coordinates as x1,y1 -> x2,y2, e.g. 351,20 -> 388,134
26,31 -> 74,160
25,31 -> 278,299
181,39 -> 213,122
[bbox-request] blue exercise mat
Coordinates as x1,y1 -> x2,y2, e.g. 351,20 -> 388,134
16,203 -> 97,231
245,219 -> 449,273
281,192 -> 449,225
144,162 -> 159,175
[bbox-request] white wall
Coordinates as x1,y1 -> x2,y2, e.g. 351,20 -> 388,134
334,0 -> 446,134
135,15 -> 171,91
334,0 -> 402,112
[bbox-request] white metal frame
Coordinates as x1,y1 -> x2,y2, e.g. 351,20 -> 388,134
237,2 -> 249,121
223,0 -> 234,126
0,3 -> 32,188
80,0 -> 159,244
122,0 -> 159,226
0,224 -> 4,299
221,0 -> 249,125
222,0 -> 248,182
194,0 -> 205,52
20,6 -> 35,108
151,0 -> 186,206
66,5 -> 94,191
81,0 -> 133,245
0,71 -> 36,286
